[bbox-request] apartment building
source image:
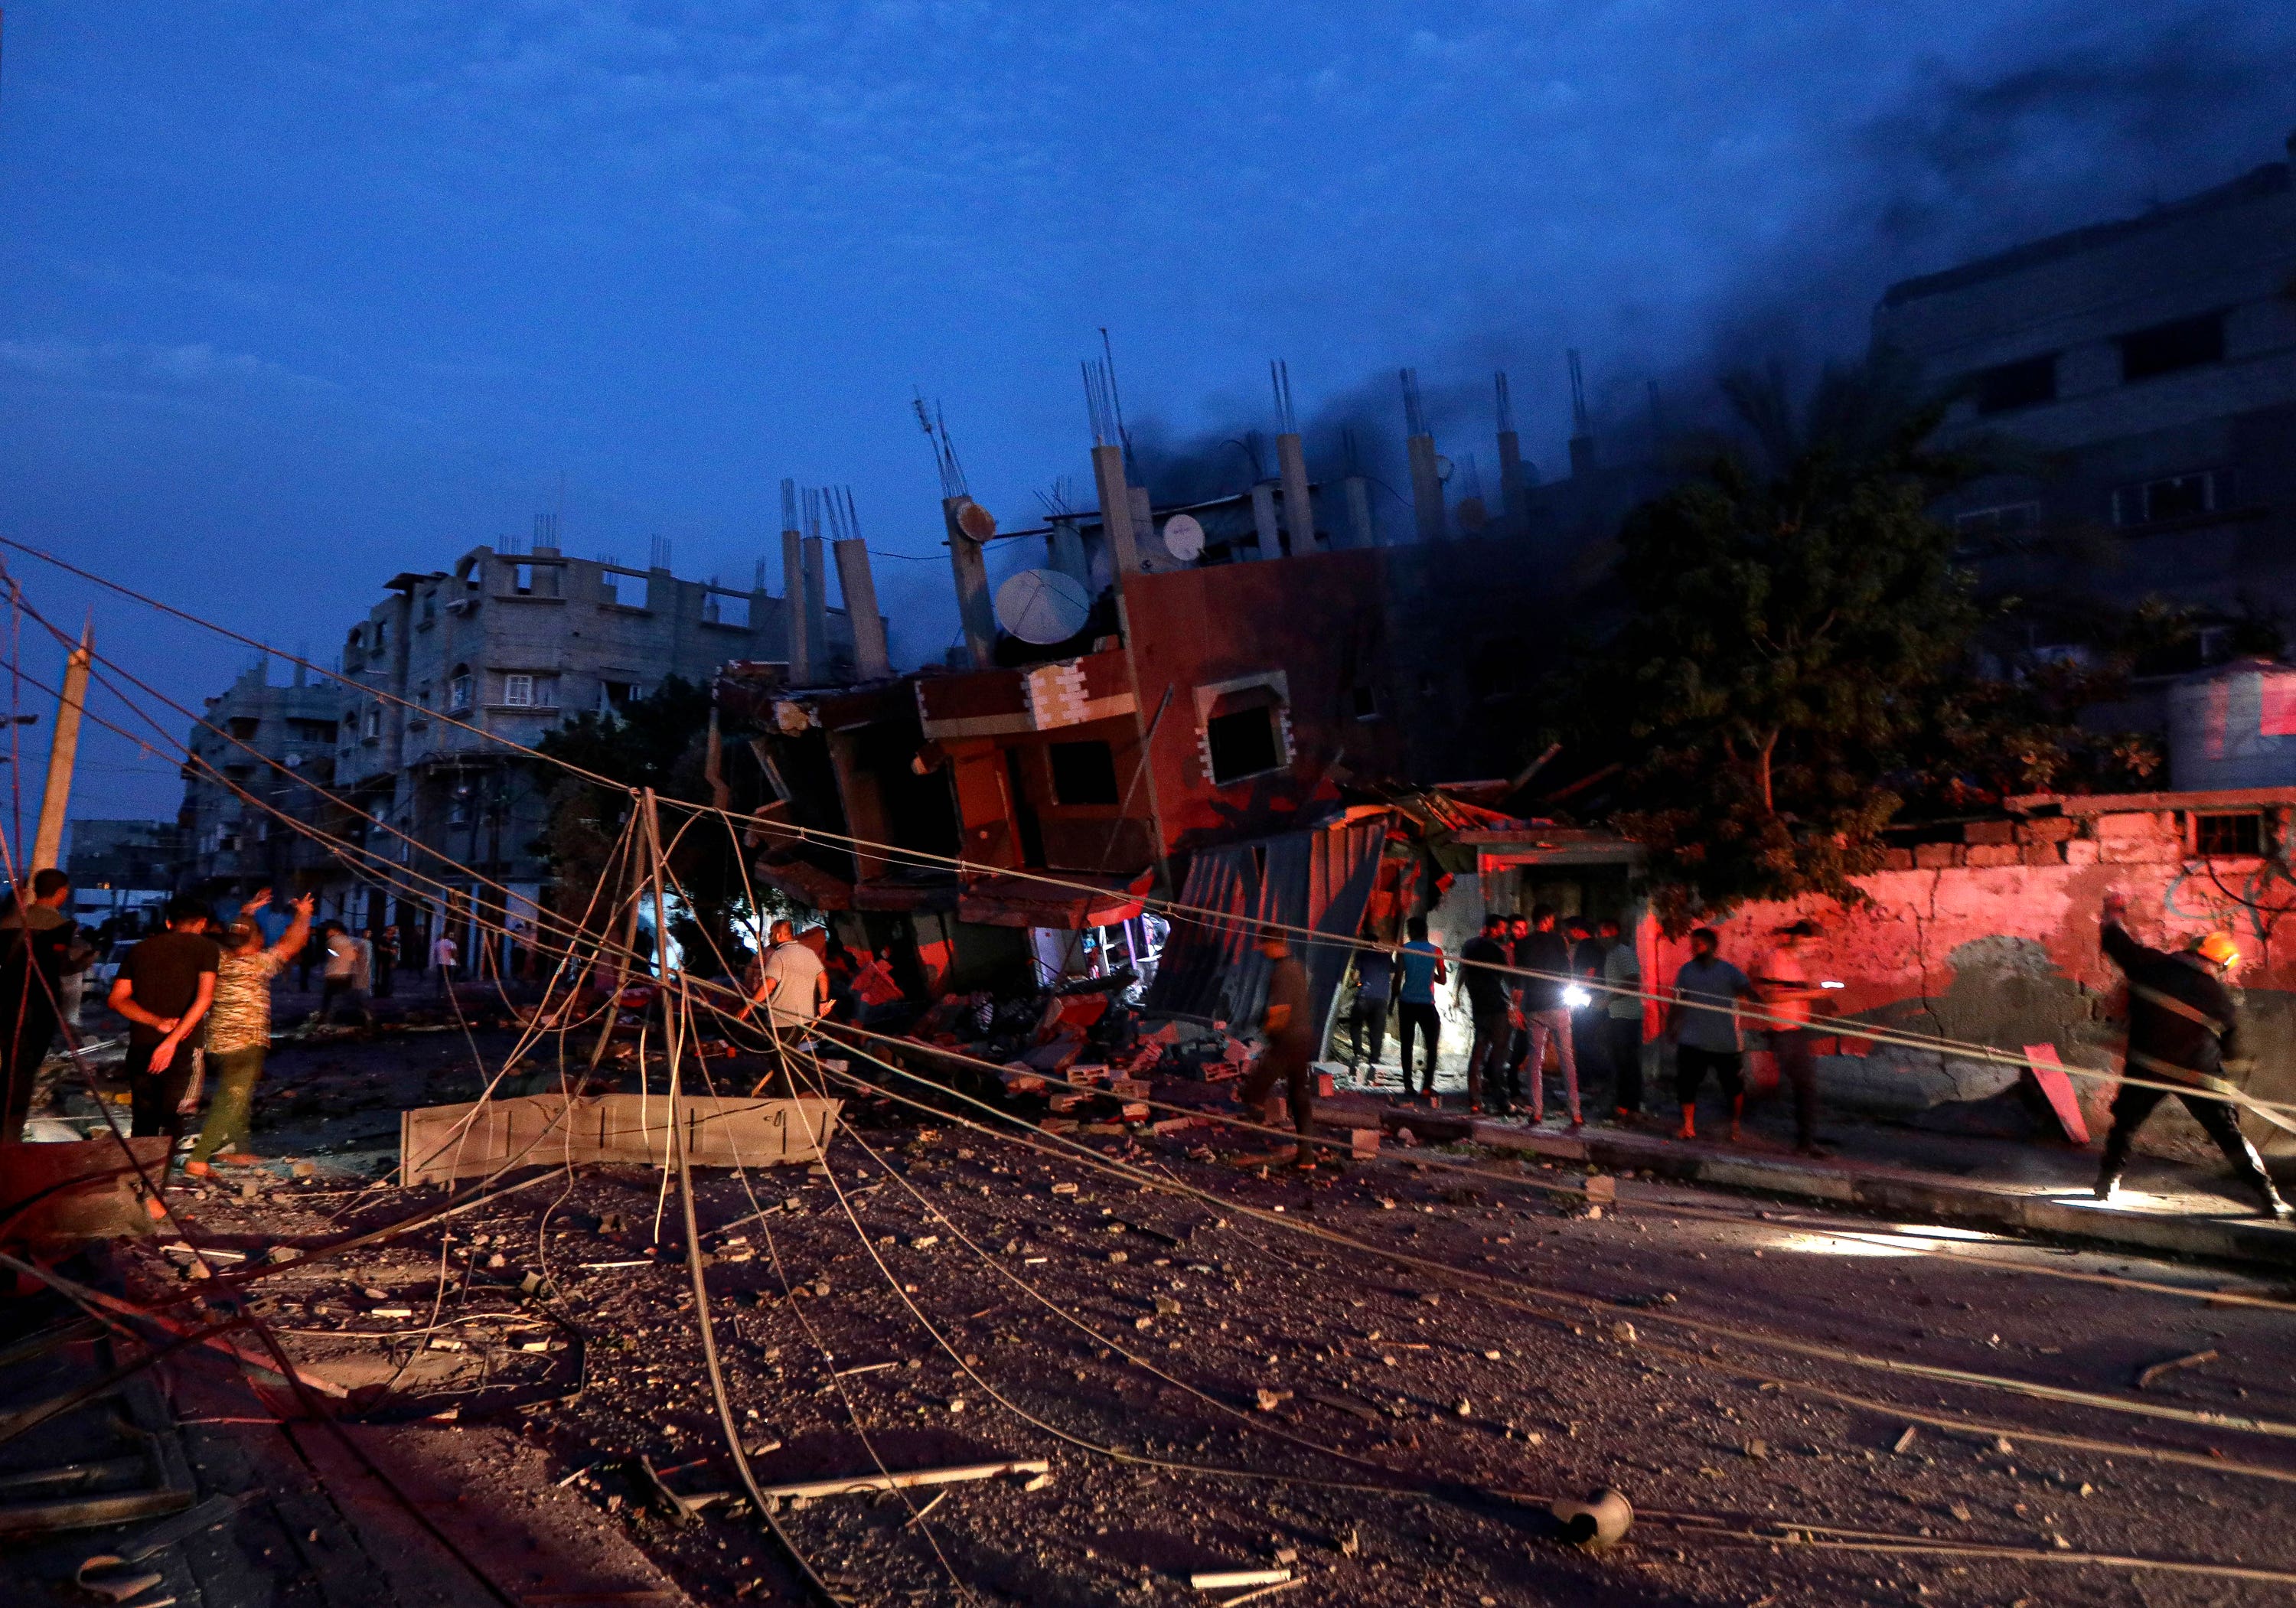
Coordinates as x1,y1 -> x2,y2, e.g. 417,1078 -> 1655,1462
176,660 -> 342,902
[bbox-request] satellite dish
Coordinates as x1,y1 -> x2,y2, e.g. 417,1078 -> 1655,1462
994,569 -> 1092,645
1161,514 -> 1205,563
1435,455 -> 1456,483
954,497 -> 997,542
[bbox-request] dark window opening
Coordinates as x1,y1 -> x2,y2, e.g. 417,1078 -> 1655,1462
2113,471 -> 2224,527
2196,812 -> 2263,857
227,717 -> 261,740
1976,354 -> 2058,414
1467,638 -> 1523,703
1048,740 -> 1121,805
2118,312 -> 2224,382
1206,708 -> 1283,784
1350,684 -> 1380,719
1004,748 -> 1045,866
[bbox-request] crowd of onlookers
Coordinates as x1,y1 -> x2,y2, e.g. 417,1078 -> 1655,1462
1341,906 -> 1832,1156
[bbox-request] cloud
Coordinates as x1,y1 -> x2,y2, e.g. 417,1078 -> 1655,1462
0,338 -> 337,399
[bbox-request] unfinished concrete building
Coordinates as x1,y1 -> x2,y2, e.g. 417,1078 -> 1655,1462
318,537 -> 871,964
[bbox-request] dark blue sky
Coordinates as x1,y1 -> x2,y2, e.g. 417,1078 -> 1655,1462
1,2 -> 2289,830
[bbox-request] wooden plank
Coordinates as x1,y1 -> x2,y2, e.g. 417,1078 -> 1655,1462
752,1458 -> 1049,1500
402,1094 -> 841,1186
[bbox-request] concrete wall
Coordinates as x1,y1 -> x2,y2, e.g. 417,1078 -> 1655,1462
1688,807 -> 2296,1160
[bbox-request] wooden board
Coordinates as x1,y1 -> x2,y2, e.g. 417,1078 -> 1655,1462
400,1094 -> 841,1186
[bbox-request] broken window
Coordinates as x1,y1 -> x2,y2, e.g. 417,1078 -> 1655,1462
598,680 -> 643,715
1349,684 -> 1379,720
1207,707 -> 1283,784
2195,812 -> 2263,857
1049,739 -> 1121,805
2119,312 -> 2224,383
227,716 -> 261,740
1975,353 -> 2057,414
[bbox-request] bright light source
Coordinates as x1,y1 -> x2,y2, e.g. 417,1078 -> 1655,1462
1820,980 -> 1846,989
1562,986 -> 1592,1008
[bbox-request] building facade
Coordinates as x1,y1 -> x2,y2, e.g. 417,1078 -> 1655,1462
176,661 -> 342,902
1874,133 -> 2296,664
321,540 -> 859,962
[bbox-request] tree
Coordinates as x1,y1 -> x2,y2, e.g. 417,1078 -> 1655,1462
1559,357 -> 1984,929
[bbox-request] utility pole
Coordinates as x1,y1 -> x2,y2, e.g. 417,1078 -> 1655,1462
32,621 -> 92,874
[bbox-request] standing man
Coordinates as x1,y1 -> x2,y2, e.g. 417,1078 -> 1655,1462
2094,893 -> 2290,1217
431,928 -> 460,995
109,895 -> 220,1141
1457,913 -> 1513,1115
740,919 -> 830,1036
182,890 -> 312,1177
1751,918 -> 1828,1156
1347,944 -> 1394,1080
1394,916 -> 1446,1103
0,869 -> 90,1142
1493,912 -> 1535,1116
372,922 -> 400,999
1516,905 -> 1580,1127
1668,927 -> 1757,1143
319,922 -> 374,1028
1597,917 -> 1645,1123
1238,924 -> 1316,1158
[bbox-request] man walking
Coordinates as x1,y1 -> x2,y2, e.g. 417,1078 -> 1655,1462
319,921 -> 374,1028
109,896 -> 220,1141
182,889 -> 312,1177
1752,918 -> 1828,1156
0,869 -> 90,1142
1394,917 -> 1446,1102
1516,905 -> 1580,1127
1458,913 -> 1514,1115
1597,918 -> 1645,1122
2094,892 -> 2291,1217
1238,925 -> 1316,1160
1668,927 -> 1757,1143
1348,944 -> 1394,1079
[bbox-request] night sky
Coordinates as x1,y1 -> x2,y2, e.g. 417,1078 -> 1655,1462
1,2 -> 2289,832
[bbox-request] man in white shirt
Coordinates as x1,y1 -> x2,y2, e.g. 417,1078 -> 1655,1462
1752,918 -> 1828,1156
320,923 -> 375,1027
431,932 -> 459,995
741,920 -> 830,1093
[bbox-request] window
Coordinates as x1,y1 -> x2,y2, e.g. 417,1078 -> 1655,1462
510,563 -> 536,595
421,590 -> 437,625
2118,312 -> 2224,383
448,666 -> 474,712
1049,739 -> 1121,804
1207,707 -> 1283,784
598,680 -> 644,714
2113,471 -> 2225,527
345,625 -> 364,659
503,674 -> 536,707
703,590 -> 752,628
602,570 -> 651,610
227,716 -> 261,740
1467,637 -> 1524,704
1975,354 -> 2057,414
1350,684 -> 1380,720
373,619 -> 389,651
362,704 -> 382,740
289,718 -> 334,742
2196,812 -> 2263,857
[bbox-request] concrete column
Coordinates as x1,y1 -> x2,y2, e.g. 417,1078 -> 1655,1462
1091,443 -> 1140,576
1344,475 -> 1376,550
1045,518 -> 1089,585
1276,432 -> 1313,555
1247,481 -> 1279,560
833,538 -> 892,681
1498,429 -> 1528,537
802,537 -> 830,678
944,497 -> 997,668
1407,433 -> 1445,543
781,527 -> 811,682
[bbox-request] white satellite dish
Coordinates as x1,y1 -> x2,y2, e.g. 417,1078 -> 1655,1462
994,569 -> 1092,644
1160,514 -> 1205,563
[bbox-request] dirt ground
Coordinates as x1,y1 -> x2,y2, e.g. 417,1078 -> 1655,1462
14,1021 -> 2296,1606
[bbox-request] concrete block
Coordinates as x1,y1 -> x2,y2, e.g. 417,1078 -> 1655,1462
1880,848 -> 1915,872
2017,817 -> 2078,843
1913,843 -> 1963,869
2063,840 -> 2099,866
2094,811 -> 2170,841
1963,820 -> 2017,845
1964,843 -> 2021,867
2101,837 -> 2175,863
2020,842 -> 2063,866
